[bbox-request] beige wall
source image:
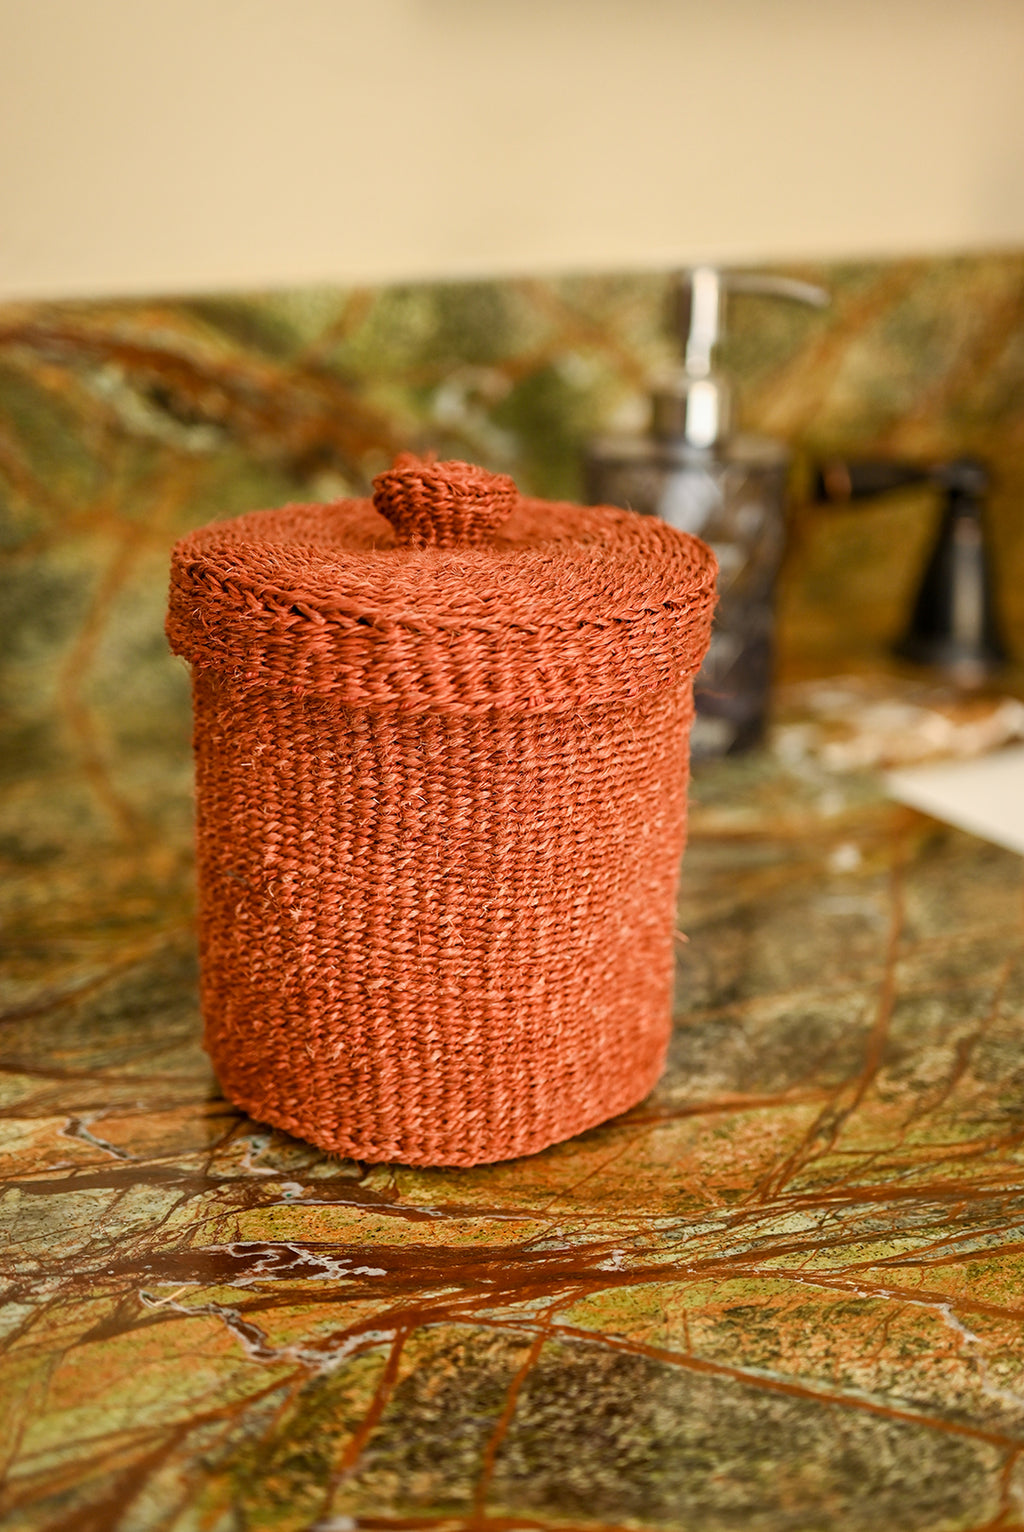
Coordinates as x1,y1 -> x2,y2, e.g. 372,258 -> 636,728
2,0 -> 1023,301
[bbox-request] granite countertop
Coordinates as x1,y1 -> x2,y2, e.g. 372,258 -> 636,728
3,263 -> 1024,1529
3,742 -> 1023,1531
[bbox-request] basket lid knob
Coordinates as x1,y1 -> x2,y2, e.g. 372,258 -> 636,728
372,455 -> 519,549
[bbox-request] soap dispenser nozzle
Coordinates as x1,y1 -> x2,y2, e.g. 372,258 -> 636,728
652,267 -> 829,449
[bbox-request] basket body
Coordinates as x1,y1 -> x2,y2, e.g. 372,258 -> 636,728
192,672 -> 694,1165
168,460 -> 716,1166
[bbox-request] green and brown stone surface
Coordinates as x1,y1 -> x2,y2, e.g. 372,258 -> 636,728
2,256 -> 1024,1529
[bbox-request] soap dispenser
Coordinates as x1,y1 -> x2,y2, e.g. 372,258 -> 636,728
586,267 -> 828,756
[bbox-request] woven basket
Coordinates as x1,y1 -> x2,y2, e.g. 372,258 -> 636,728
167,457 -> 716,1166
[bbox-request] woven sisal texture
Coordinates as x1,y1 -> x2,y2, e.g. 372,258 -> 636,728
168,458 -> 716,1166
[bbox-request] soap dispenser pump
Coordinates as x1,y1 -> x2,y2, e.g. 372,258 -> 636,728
586,267 -> 828,756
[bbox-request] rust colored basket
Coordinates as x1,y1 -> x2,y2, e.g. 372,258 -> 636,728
167,457 -> 716,1166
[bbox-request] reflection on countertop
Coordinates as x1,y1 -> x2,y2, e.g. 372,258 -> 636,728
2,256 -> 1024,1528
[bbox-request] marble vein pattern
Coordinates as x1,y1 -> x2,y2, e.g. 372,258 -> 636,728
2,256 -> 1024,1529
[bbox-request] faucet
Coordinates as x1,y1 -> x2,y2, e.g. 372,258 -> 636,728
815,455 -> 1008,686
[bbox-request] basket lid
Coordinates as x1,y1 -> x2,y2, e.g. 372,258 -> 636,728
166,456 -> 717,714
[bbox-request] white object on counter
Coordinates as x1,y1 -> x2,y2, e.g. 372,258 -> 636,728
886,745 -> 1024,855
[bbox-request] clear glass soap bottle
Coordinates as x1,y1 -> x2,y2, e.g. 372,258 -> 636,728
586,268 -> 828,757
